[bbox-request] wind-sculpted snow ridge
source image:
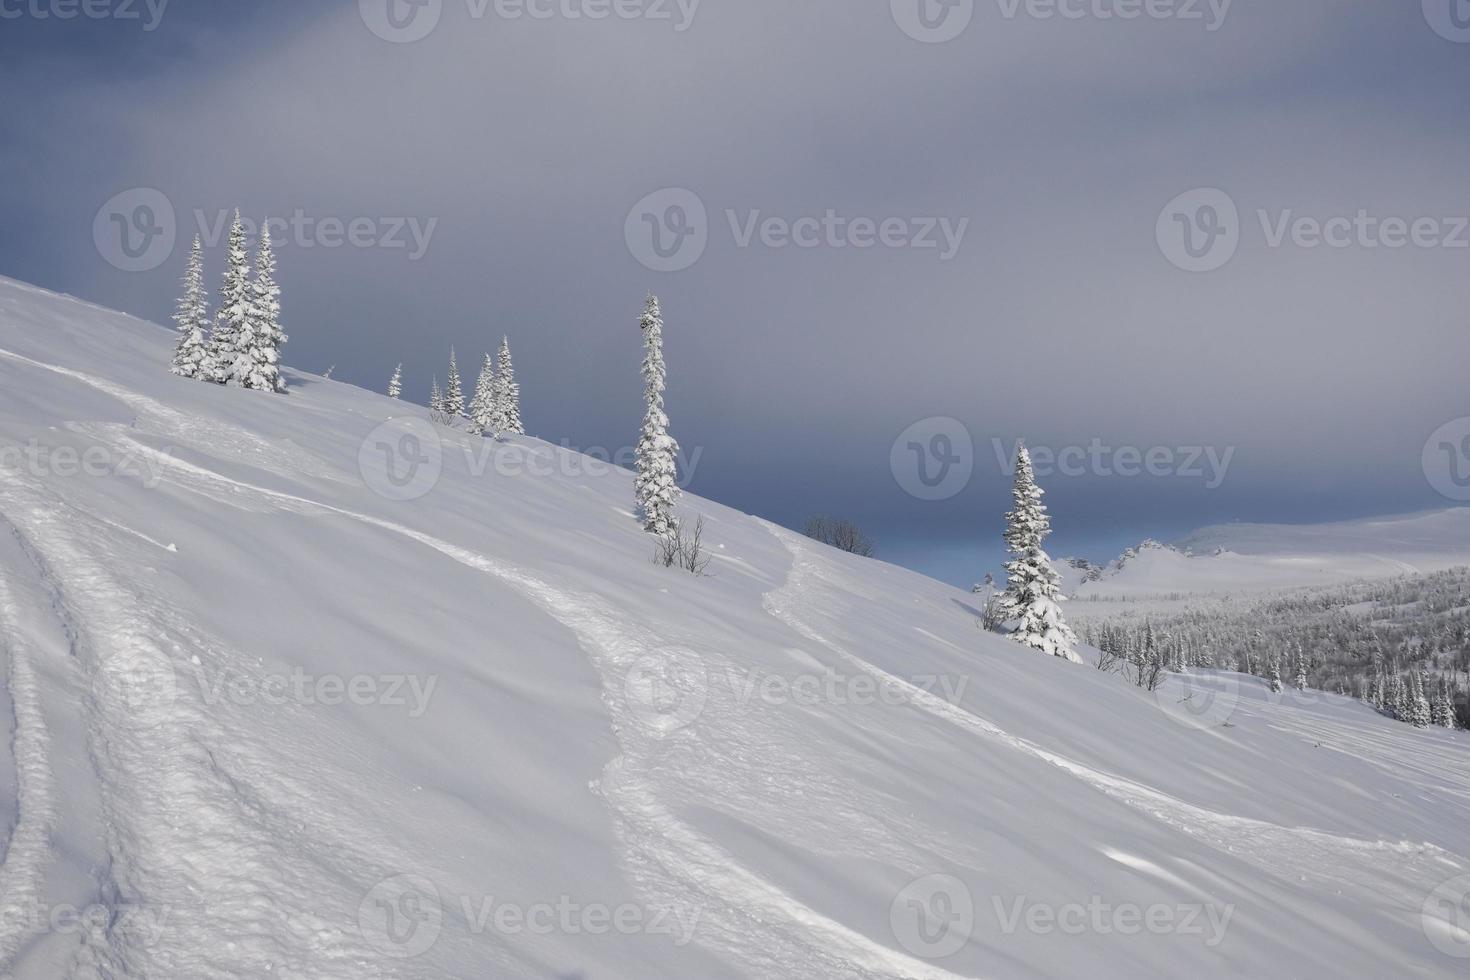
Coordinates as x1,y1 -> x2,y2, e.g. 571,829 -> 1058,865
0,274 -> 1468,978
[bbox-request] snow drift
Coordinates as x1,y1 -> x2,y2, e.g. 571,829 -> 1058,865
0,276 -> 1467,978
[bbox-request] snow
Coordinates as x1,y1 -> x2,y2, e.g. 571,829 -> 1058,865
0,275 -> 1467,977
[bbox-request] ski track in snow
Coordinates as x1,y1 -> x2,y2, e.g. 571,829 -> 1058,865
0,542 -> 60,969
61,423 -> 979,980
0,345 -> 339,483
761,530 -> 1466,916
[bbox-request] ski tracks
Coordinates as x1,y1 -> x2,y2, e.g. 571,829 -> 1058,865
69,429 -> 977,979
760,530 -> 1466,919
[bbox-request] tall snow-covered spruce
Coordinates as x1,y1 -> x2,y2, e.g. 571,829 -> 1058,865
468,352 -> 495,436
206,210 -> 251,383
227,224 -> 287,393
635,294 -> 680,535
170,235 -> 211,379
998,444 -> 1079,662
495,336 -> 524,436
388,364 -> 403,399
444,349 -> 465,418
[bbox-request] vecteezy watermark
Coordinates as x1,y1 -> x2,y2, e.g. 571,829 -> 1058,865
357,874 -> 702,958
990,894 -> 1235,947
992,0 -> 1231,30
722,667 -> 969,709
93,190 -> 439,273
1422,874 -> 1470,958
1423,0 -> 1470,43
0,439 -> 171,488
891,418 -> 975,502
1158,188 -> 1470,273
891,0 -> 974,43
1423,418 -> 1470,502
94,187 -> 177,273
1153,670 -> 1240,730
891,874 -> 974,958
624,649 -> 708,735
0,0 -> 169,30
359,418 -> 444,501
356,420 -> 706,502
625,188 -> 969,272
359,0 -> 700,43
992,438 -> 1235,490
186,663 -> 440,718
1155,188 -> 1240,273
194,209 -> 437,261
891,0 -> 1231,43
459,439 -> 704,488
1,899 -> 171,949
359,874 -> 444,958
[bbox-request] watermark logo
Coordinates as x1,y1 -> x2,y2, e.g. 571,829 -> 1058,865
361,0 -> 699,43
991,893 -> 1234,946
0,0 -> 170,30
187,664 -> 439,718
991,438 -> 1235,489
6,899 -> 170,949
891,874 -> 974,959
1161,189 -> 1470,272
94,187 -> 176,273
891,417 -> 975,501
1423,418 -> 1470,502
891,0 -> 974,43
1424,0 -> 1470,43
107,645 -> 178,730
1154,670 -> 1240,730
1422,874 -> 1470,958
1156,188 -> 1239,273
359,418 -> 444,501
624,649 -> 708,734
625,188 -> 970,271
359,873 -> 444,958
995,0 -> 1231,31
360,0 -> 443,42
625,188 -> 708,273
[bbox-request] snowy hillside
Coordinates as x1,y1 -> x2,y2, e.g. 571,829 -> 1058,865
1076,511 -> 1470,600
1,276 -> 1468,978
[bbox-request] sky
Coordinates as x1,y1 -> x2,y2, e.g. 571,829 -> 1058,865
3,0 -> 1470,586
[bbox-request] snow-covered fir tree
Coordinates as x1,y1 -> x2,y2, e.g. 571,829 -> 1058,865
1294,648 -> 1308,691
388,364 -> 403,399
226,224 -> 287,393
444,349 -> 465,418
997,444 -> 1079,662
1408,671 -> 1432,728
634,294 -> 681,535
206,210 -> 250,383
170,235 -> 211,379
495,336 -> 524,436
1433,677 -> 1456,729
429,376 -> 443,415
1267,653 -> 1283,694
468,352 -> 495,436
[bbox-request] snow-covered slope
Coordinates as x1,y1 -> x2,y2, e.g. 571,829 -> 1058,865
1077,511 -> 1470,600
0,276 -> 1467,979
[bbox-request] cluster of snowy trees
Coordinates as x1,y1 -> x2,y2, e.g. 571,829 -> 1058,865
411,340 -> 525,439
1077,568 -> 1470,729
170,213 -> 287,393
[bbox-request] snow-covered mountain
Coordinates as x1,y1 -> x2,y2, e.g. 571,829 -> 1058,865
1076,510 -> 1470,600
1,276 -> 1467,978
